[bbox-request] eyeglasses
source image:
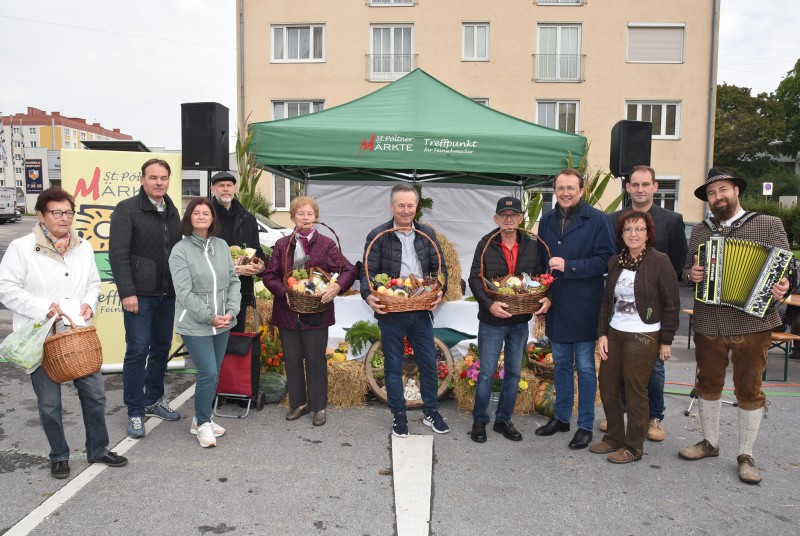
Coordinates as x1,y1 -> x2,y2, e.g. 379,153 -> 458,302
555,186 -> 579,193
623,227 -> 647,234
497,213 -> 520,220
48,210 -> 75,219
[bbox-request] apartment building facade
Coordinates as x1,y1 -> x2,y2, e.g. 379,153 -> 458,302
237,0 -> 719,223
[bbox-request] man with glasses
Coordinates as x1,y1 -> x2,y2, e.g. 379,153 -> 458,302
109,158 -> 183,438
467,196 -> 550,443
535,169 -> 616,450
601,165 -> 688,442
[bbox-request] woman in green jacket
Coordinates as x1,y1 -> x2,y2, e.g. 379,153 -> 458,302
169,198 -> 241,448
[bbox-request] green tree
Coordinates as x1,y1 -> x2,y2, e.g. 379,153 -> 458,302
775,58 -> 800,160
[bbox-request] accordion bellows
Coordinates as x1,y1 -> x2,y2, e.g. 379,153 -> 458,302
695,236 -> 792,318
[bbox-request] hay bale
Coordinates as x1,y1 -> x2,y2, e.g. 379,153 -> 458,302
328,360 -> 369,407
245,298 -> 274,332
532,317 -> 546,340
425,224 -> 463,302
529,348 -> 602,414
278,360 -> 369,408
452,363 -> 540,415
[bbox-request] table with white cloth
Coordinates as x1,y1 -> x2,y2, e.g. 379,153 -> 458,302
327,294 -> 538,361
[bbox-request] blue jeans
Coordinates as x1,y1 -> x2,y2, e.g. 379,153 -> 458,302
473,321 -> 527,424
122,295 -> 176,417
552,340 -> 597,430
378,311 -> 439,415
30,367 -> 109,462
620,358 -> 666,420
182,332 -> 230,426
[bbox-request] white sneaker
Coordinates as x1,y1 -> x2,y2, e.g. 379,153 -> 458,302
195,422 -> 217,448
191,417 -> 225,437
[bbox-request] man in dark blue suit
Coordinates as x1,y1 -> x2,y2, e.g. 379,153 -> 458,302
535,169 -> 616,450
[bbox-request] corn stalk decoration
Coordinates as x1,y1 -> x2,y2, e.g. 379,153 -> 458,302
236,114 -> 275,218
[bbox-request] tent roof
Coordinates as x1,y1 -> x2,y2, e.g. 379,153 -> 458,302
249,69 -> 587,187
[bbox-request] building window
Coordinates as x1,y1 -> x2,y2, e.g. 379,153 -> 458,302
627,23 -> 685,63
12,127 -> 20,134
73,143 -> 77,149
536,24 -> 582,82
13,141 -> 21,148
15,167 -> 23,174
64,141 -> 70,149
370,0 -> 414,4
272,24 -> 325,62
654,177 -> 679,211
64,128 -> 70,136
80,132 -> 86,140
370,24 -> 414,81
471,98 -> 489,106
462,23 -> 489,61
272,101 -> 324,119
29,141 -> 38,148
16,179 -> 23,187
626,101 -> 681,139
537,100 -> 579,133
29,127 -> 36,134
182,179 -> 201,197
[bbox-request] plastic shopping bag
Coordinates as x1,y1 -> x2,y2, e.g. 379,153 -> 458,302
0,315 -> 58,373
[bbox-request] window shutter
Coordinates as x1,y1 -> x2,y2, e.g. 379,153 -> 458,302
628,27 -> 684,63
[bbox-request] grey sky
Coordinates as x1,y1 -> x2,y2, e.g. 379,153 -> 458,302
1,0 -> 797,150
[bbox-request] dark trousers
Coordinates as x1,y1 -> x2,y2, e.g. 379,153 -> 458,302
280,327 -> 329,412
599,327 -> 659,456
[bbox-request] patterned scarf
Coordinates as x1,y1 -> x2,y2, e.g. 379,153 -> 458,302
40,223 -> 70,257
294,227 -> 315,264
618,247 -> 647,271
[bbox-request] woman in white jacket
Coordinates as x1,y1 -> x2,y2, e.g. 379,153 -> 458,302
0,187 -> 127,479
169,198 -> 240,448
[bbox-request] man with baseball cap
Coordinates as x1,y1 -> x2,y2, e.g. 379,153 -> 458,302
467,196 -> 550,443
210,171 -> 267,332
681,167 -> 789,484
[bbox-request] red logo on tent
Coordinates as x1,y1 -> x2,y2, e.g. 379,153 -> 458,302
357,133 -> 376,156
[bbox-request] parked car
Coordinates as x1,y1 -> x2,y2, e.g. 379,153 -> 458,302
256,214 -> 292,248
13,209 -> 22,222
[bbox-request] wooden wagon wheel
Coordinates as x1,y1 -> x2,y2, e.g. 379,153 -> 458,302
364,337 -> 454,409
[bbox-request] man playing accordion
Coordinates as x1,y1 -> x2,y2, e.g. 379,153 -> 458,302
681,168 -> 790,484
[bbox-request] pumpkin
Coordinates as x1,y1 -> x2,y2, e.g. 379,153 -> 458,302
534,380 -> 556,417
260,372 -> 287,404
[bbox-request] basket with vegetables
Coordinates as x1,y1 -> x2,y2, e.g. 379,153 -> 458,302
283,222 -> 343,314
480,228 -> 554,316
364,227 -> 444,313
230,245 -> 258,266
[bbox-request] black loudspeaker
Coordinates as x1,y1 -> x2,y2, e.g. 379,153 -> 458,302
609,120 -> 652,177
181,102 -> 229,170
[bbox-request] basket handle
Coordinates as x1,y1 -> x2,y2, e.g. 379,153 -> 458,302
479,228 -> 552,294
364,227 -> 443,290
283,221 -> 344,284
50,312 -> 78,336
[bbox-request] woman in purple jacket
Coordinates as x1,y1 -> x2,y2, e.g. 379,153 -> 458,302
263,196 -> 356,426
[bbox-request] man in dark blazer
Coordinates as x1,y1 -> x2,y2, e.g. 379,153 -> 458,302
606,165 -> 688,443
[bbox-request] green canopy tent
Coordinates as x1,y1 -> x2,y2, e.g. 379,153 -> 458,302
248,69 -> 587,188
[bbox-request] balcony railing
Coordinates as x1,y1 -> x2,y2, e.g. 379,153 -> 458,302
533,54 -> 584,82
367,54 -> 416,82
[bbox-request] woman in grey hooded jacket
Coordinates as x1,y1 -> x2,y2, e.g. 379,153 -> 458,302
169,198 -> 241,448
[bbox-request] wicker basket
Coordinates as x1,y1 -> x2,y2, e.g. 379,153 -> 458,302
480,228 -> 552,315
284,221 -> 343,314
529,360 -> 555,381
364,227 -> 444,313
42,314 -> 103,383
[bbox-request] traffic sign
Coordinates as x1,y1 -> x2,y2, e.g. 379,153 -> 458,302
763,182 -> 774,196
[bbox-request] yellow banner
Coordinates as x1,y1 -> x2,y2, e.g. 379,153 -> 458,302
61,150 -> 185,370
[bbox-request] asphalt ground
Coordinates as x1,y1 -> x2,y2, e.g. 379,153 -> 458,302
1,218 -> 799,536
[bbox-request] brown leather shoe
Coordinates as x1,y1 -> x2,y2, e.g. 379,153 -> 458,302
599,419 -> 608,432
647,418 -> 665,442
286,404 -> 309,421
737,454 -> 761,484
679,439 -> 719,460
588,440 -> 617,454
313,410 -> 327,427
608,448 -> 641,464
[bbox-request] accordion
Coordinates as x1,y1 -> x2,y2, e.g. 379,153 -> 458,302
695,236 -> 792,317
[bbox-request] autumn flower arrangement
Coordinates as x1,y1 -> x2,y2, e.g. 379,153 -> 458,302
458,344 -> 529,393
259,325 -> 284,374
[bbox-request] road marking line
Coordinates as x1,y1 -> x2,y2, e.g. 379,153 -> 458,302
392,434 -> 433,536
5,383 -> 196,536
